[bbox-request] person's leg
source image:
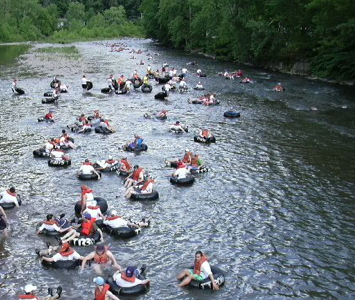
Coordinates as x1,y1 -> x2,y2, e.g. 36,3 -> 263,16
61,231 -> 79,244
178,273 -> 194,287
177,269 -> 190,280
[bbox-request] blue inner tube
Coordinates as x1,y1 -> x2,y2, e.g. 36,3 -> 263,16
103,225 -> 140,239
170,175 -> 195,185
0,195 -> 22,210
130,190 -> 159,201
187,266 -> 225,289
48,159 -> 71,167
74,197 -> 108,215
33,149 -> 50,158
107,275 -> 149,296
194,136 -> 216,143
123,144 -> 148,152
95,126 -> 112,134
223,111 -> 241,118
42,257 -> 80,269
77,171 -> 101,180
141,84 -> 152,93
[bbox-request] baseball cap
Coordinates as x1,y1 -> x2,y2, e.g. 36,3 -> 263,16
96,244 -> 105,252
24,284 -> 37,293
83,213 -> 91,220
93,277 -> 105,286
125,266 -> 136,278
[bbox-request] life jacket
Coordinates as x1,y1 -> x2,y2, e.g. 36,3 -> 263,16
105,159 -> 116,164
6,190 -> 17,197
194,255 -> 208,275
79,116 -> 87,122
104,120 -> 110,126
54,138 -> 60,144
83,162 -> 93,165
43,220 -> 57,225
107,216 -> 122,222
60,248 -> 75,257
182,153 -> 191,164
132,168 -> 143,181
202,130 -> 210,138
94,247 -> 109,264
19,295 -> 39,299
177,162 -> 186,169
82,188 -> 93,197
121,159 -> 132,171
45,113 -> 53,119
141,179 -> 154,191
94,284 -> 110,300
81,219 -> 95,236
121,272 -> 136,283
191,157 -> 199,166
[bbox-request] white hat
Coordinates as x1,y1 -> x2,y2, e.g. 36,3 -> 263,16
185,149 -> 189,152
111,210 -> 118,216
24,284 -> 37,293
108,156 -> 113,160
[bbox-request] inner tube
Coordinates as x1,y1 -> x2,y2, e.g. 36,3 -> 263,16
77,171 -> 101,180
33,149 -> 50,158
38,117 -> 54,123
107,275 -> 149,296
103,225 -> 140,239
101,87 -> 113,94
194,136 -> 216,144
122,144 -> 148,152
0,195 -> 22,210
170,175 -> 195,185
198,73 -> 207,77
36,222 -> 60,236
130,190 -> 159,201
156,77 -> 169,84
43,92 -> 54,97
13,87 -> 25,95
94,162 -> 120,172
187,266 -> 225,289
154,91 -> 168,100
116,88 -> 127,95
42,257 -> 80,269
189,166 -> 209,174
74,197 -> 108,215
193,87 -> 205,90
48,159 -> 71,167
223,111 -> 241,118
50,80 -> 60,88
42,96 -> 58,104
71,230 -> 101,246
95,126 -> 112,134
132,78 -> 143,88
118,169 -> 132,177
86,81 -> 93,90
141,84 -> 152,93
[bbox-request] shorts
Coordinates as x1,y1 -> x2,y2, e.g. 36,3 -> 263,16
189,270 -> 205,281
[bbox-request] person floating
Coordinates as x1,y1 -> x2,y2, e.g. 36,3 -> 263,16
41,242 -> 84,264
177,250 -> 219,290
112,265 -> 150,288
273,82 -> 285,92
78,159 -> 101,180
124,165 -> 145,188
81,244 -> 123,276
0,187 -> 20,207
93,276 -> 121,300
36,214 -> 72,235
19,284 -> 62,300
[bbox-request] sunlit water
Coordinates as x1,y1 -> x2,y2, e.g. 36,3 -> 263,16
0,38 -> 354,300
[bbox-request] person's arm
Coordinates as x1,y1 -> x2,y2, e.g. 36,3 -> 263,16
13,196 -> 20,207
209,273 -> 219,290
92,168 -> 101,179
106,290 -> 121,300
0,207 -> 8,223
81,251 -> 95,270
107,251 -> 123,271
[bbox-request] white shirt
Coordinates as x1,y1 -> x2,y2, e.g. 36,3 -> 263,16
197,69 -> 202,74
0,191 -> 19,205
103,217 -> 128,228
82,77 -> 88,85
113,273 -> 145,288
164,84 -> 171,92
174,168 -> 190,179
199,261 -> 213,279
179,81 -> 187,88
38,222 -> 61,232
169,70 -> 174,77
195,84 -> 203,89
182,68 -> 188,74
83,207 -> 102,220
79,164 -> 96,175
147,66 -> 151,72
51,150 -> 64,159
45,142 -> 54,152
52,251 -> 81,262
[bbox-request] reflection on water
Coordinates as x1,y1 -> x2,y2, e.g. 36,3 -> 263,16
0,40 -> 354,300
0,44 -> 30,66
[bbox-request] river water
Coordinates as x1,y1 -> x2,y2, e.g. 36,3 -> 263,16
0,38 -> 354,300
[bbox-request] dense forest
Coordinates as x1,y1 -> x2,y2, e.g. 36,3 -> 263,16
0,0 -> 143,42
140,0 -> 355,81
0,0 -> 354,80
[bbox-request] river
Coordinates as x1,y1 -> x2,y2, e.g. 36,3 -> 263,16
0,38 -> 354,300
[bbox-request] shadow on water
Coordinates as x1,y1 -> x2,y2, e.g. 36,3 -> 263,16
0,44 -> 30,66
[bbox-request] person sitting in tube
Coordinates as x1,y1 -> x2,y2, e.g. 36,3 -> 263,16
177,250 -> 219,290
103,210 -> 150,230
98,119 -> 115,133
188,154 -> 205,172
179,78 -> 188,91
273,82 -> 285,92
0,187 -> 20,207
44,138 -> 58,153
107,74 -> 114,91
80,184 -> 97,214
164,149 -> 193,167
172,161 -> 191,179
82,75 -> 88,89
56,213 -> 104,244
113,265 -> 150,288
156,110 -> 168,119
41,242 -> 84,264
36,214 -> 72,235
82,204 -> 104,221
123,165 -> 145,188
119,157 -> 133,174
199,129 -> 213,140
59,130 -> 77,149
19,284 -> 62,300
79,159 -> 101,179
127,134 -> 144,150
44,110 -> 55,121
170,121 -> 187,133
93,276 -> 121,300
81,244 -> 124,276
124,176 -> 156,199
195,82 -> 204,89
